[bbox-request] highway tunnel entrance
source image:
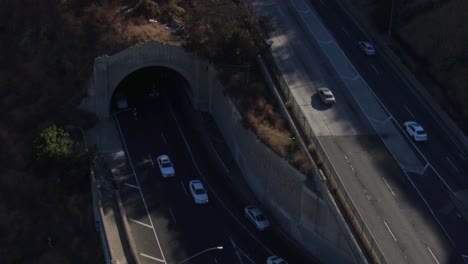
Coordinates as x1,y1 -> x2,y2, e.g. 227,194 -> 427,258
80,41 -> 214,119
111,66 -> 192,115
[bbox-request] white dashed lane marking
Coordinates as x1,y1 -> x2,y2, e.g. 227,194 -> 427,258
124,183 -> 139,189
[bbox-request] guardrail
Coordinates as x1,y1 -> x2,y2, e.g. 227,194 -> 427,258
260,49 -> 387,264
91,168 -> 113,264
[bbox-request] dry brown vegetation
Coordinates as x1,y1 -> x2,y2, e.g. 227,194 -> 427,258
223,71 -> 313,174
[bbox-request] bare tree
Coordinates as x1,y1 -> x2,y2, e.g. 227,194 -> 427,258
183,0 -> 258,64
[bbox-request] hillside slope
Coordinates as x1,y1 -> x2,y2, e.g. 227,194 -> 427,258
0,0 -> 180,262
352,0 -> 467,132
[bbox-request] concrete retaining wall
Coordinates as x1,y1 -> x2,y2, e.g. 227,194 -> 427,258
209,77 -> 358,263
80,41 -> 213,119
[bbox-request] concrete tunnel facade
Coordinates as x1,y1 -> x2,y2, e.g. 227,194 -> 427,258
80,40 -> 214,118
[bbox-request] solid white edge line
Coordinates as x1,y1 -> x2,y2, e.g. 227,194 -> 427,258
383,221 -> 397,241
124,183 -> 140,189
169,208 -> 177,224
114,113 -> 167,263
404,105 -> 415,119
129,218 -> 153,229
382,177 -> 396,197
230,236 -> 246,264
445,157 -> 459,172
149,154 -> 154,167
427,246 -> 440,264
238,248 -> 257,264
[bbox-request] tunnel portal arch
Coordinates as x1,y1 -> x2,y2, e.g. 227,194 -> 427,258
80,41 -> 215,118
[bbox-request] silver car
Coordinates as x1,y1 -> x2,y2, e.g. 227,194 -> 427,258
189,180 -> 209,204
245,206 -> 270,231
404,121 -> 428,142
317,87 -> 336,105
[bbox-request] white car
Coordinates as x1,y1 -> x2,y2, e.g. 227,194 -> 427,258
404,121 -> 428,141
244,206 -> 270,231
317,87 -> 336,105
189,180 -> 209,204
267,256 -> 288,264
358,41 -> 376,56
157,155 -> 175,177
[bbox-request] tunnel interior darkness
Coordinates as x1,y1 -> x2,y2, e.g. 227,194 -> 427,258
110,66 -> 192,114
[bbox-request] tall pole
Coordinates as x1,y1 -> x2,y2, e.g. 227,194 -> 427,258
388,0 -> 395,39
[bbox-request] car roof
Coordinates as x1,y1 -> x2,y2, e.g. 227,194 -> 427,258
405,121 -> 418,126
318,88 -> 333,95
190,180 -> 204,188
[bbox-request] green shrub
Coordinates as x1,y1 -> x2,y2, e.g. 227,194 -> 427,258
284,100 -> 293,110
307,144 -> 316,154
316,160 -> 323,169
34,124 -> 74,162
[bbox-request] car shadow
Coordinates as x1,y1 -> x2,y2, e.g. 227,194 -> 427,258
310,93 -> 332,111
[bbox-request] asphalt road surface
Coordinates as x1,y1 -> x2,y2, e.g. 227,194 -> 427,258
308,0 -> 468,261
253,0 -> 467,263
113,81 -> 318,264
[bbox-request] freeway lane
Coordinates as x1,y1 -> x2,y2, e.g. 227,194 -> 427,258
253,0 -> 466,263
165,86 -> 320,264
114,85 -> 318,263
117,101 -> 243,263
310,0 -> 468,190
308,0 -> 468,257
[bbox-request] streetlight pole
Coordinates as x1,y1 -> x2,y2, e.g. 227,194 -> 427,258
388,0 -> 395,39
176,246 -> 223,264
